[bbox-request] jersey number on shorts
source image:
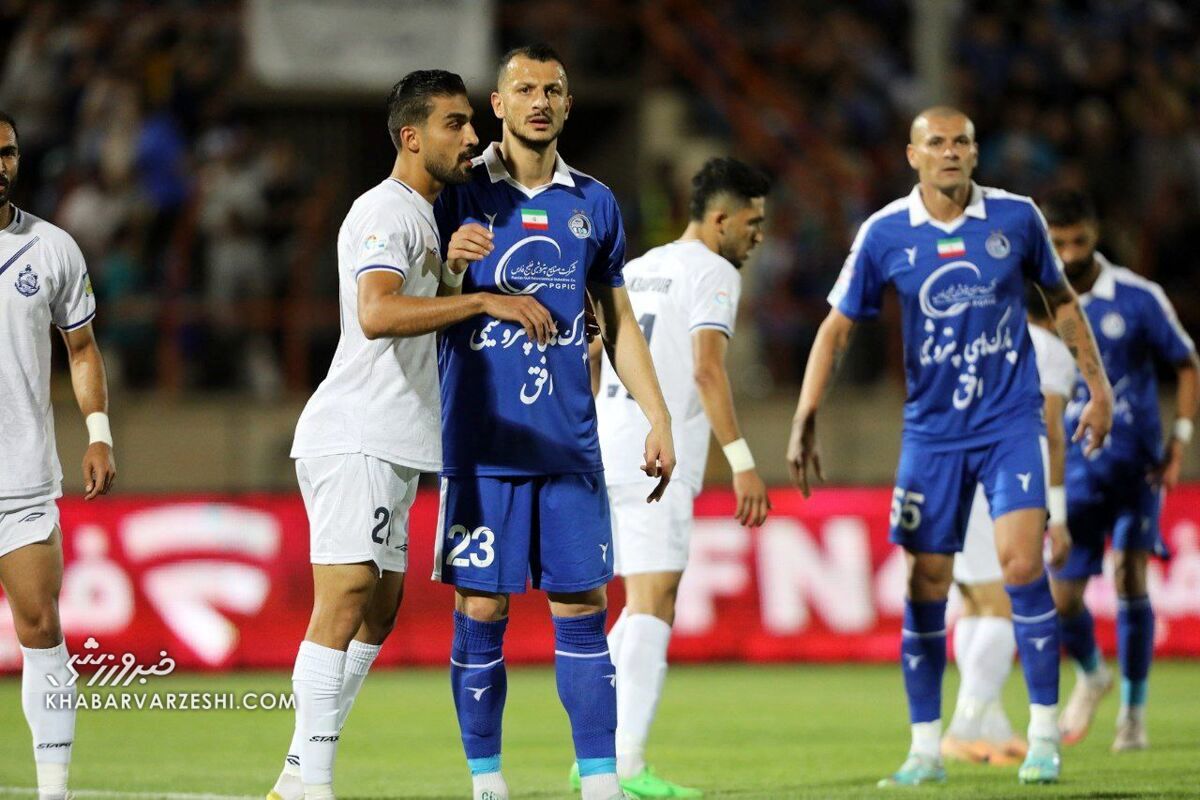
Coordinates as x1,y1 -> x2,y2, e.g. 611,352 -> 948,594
890,489 -> 926,532
445,524 -> 496,568
607,313 -> 659,399
371,507 -> 391,545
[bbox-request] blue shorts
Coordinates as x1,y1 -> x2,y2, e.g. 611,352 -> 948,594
1055,468 -> 1163,580
433,472 -> 613,594
890,433 -> 1047,554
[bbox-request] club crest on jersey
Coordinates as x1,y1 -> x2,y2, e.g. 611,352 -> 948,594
14,264 -> 39,296
1101,311 -> 1126,339
985,231 -> 1011,259
918,261 -> 998,319
567,211 -> 592,239
494,236 -> 578,295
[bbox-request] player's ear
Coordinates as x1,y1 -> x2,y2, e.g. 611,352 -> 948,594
564,93 -> 573,119
906,143 -> 918,169
490,91 -> 504,120
399,125 -> 421,154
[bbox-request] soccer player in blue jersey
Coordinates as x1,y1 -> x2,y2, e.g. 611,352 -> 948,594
1038,190 -> 1198,752
433,45 -> 674,800
786,107 -> 1113,787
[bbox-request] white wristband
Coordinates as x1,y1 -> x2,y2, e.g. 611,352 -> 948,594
722,438 -> 755,473
1047,485 -> 1066,526
442,264 -> 465,288
86,412 -> 112,447
1173,418 -> 1194,445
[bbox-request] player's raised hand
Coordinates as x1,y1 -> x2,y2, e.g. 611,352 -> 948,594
480,294 -> 557,345
1047,521 -> 1071,570
446,222 -> 494,275
642,422 -> 676,502
1072,393 -> 1112,457
82,442 -> 115,500
733,469 -> 771,527
786,411 -> 824,498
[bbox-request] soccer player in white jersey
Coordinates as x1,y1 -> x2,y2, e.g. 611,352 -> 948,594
0,110 -> 116,800
788,107 -> 1113,787
268,71 -> 554,800
942,300 -> 1075,766
589,157 -> 770,798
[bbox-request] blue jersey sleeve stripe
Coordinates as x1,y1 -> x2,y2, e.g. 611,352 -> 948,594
355,264 -> 408,280
58,310 -> 96,331
690,321 -> 733,335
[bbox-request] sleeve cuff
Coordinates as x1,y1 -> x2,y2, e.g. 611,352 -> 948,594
355,264 -> 408,280
58,310 -> 96,331
690,321 -> 734,336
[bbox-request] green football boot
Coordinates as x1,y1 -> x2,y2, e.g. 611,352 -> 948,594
876,752 -> 947,787
1018,737 -> 1061,784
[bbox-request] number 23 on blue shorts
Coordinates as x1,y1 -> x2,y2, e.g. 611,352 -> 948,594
432,472 -> 614,594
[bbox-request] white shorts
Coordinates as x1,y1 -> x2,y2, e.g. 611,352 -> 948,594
0,500 -> 60,559
954,483 -> 1003,585
295,454 -> 419,574
609,480 -> 695,576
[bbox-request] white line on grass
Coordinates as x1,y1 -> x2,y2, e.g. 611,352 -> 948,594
0,789 -> 259,800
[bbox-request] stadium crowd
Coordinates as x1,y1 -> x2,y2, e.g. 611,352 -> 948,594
1,0 -> 1196,391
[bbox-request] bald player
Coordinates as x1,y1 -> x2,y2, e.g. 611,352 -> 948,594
787,107 -> 1113,787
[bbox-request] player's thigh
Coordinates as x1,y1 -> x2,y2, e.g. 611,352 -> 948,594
0,508 -> 64,640
610,480 -> 693,578
535,471 -> 613,595
891,444 -> 974,555
435,475 -> 531,594
297,454 -> 414,575
954,483 -> 1004,586
978,433 -> 1047,521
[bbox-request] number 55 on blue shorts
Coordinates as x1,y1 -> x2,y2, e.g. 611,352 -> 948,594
432,472 -> 614,594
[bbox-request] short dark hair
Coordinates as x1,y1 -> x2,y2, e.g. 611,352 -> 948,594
386,70 -> 467,149
1039,189 -> 1096,228
689,158 -> 770,221
0,110 -> 17,144
497,44 -> 566,88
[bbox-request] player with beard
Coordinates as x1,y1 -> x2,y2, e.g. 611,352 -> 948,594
1040,189 -> 1198,752
269,71 -> 555,800
0,109 -> 116,800
433,45 -> 673,800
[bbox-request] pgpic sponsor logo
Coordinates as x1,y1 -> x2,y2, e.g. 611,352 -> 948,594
45,690 -> 295,712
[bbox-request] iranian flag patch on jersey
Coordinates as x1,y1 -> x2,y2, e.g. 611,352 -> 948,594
937,237 -> 966,258
521,208 -> 549,230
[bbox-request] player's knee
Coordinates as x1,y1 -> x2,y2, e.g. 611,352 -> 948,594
999,552 -> 1043,586
13,602 -> 63,649
458,592 -> 509,622
906,558 -> 952,601
1113,551 -> 1148,597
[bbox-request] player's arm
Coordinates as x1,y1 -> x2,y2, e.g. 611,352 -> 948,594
1043,390 -> 1070,569
693,329 -> 770,526
358,223 -> 557,344
61,324 -> 115,500
590,281 -> 675,502
1152,352 -> 1199,490
787,308 -> 855,497
588,336 -> 604,396
1036,281 -> 1113,456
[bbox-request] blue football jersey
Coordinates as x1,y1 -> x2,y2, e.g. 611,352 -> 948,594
828,183 -> 1066,449
434,145 -> 626,476
1064,253 -> 1196,477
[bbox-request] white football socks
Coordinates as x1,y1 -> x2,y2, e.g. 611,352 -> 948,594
614,614 -> 671,779
606,608 -> 628,663
580,772 -> 623,800
292,641 -> 346,793
1029,703 -> 1060,742
472,770 -> 509,800
950,615 -> 1016,741
910,720 -> 942,758
22,642 -> 75,797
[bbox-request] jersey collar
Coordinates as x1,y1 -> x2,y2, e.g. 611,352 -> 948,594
907,182 -> 986,233
1080,251 -> 1117,302
480,142 -> 575,198
1,205 -> 21,233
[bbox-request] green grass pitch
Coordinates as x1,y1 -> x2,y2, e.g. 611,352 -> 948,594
1,662 -> 1197,798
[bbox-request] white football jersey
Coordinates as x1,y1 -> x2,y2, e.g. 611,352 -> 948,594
291,179 -> 444,471
0,207 -> 96,508
597,239 -> 741,493
1028,322 -> 1075,399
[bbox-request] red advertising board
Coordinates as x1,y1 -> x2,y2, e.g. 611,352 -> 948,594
1,487 -> 1197,671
